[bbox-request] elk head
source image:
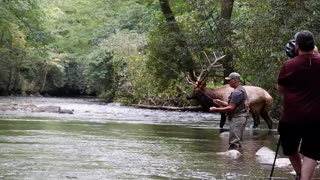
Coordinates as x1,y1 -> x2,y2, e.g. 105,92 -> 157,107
186,52 -> 225,112
186,52 -> 225,92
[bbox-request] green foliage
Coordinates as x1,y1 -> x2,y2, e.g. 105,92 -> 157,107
146,24 -> 189,90
0,0 -> 52,95
85,50 -> 114,97
144,0 -> 320,115
229,0 -> 320,117
94,30 -> 149,103
116,2 -> 157,33
2,0 -> 320,117
37,0 -> 159,98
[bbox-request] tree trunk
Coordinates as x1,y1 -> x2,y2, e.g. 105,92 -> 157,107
220,0 -> 235,84
159,0 -> 177,26
159,0 -> 195,80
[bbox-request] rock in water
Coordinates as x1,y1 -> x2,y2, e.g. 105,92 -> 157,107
59,109 -> 74,114
216,149 -> 242,159
255,147 -> 275,160
32,105 -> 61,113
255,146 -> 292,168
219,131 -> 229,138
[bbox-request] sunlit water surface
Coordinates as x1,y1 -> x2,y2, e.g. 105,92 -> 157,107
0,97 -> 317,180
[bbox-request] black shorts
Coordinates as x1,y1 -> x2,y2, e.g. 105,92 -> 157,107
278,120 -> 320,160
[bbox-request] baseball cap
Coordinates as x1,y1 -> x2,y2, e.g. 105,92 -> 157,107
225,72 -> 240,80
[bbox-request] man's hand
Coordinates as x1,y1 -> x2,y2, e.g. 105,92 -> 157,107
210,102 -> 236,113
213,99 -> 221,105
209,107 -> 217,112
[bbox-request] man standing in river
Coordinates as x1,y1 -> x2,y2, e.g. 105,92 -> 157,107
277,30 -> 320,180
209,72 -> 249,152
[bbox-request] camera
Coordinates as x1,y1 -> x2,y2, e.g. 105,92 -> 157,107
285,39 -> 297,58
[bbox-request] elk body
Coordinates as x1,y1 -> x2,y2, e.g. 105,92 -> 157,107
186,52 -> 273,129
187,84 -> 273,129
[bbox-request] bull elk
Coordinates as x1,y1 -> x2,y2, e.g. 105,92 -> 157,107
186,53 -> 273,129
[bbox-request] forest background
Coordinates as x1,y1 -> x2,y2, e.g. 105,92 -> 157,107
0,0 -> 319,118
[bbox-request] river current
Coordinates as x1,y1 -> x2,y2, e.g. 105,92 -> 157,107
0,97 -> 317,180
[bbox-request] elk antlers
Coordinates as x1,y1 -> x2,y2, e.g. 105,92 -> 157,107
187,52 -> 225,86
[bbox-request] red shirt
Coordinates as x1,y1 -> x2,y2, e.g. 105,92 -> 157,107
277,54 -> 320,122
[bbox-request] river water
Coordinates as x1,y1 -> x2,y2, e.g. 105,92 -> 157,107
0,97 -> 317,180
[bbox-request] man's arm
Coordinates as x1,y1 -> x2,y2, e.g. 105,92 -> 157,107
209,103 -> 237,113
213,99 -> 228,107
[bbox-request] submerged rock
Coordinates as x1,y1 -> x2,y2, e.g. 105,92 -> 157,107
255,146 -> 292,168
255,146 -> 275,160
59,109 -> 74,114
219,131 -> 229,138
13,104 -> 37,111
32,105 -> 61,113
216,149 -> 242,159
0,103 -> 76,114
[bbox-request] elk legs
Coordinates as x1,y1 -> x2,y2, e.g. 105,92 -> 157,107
219,113 -> 227,128
260,112 -> 273,130
252,114 -> 261,128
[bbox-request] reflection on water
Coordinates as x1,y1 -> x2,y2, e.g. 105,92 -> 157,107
0,97 -> 315,179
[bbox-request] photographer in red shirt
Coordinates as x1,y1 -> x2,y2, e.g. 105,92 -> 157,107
277,30 -> 320,180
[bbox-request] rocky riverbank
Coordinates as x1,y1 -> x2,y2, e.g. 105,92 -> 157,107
0,103 -> 74,114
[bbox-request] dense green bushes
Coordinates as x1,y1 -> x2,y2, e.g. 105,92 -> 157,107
1,0 -> 319,117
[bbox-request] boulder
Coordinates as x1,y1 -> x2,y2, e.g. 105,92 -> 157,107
32,105 -> 61,113
219,131 -> 229,138
59,109 -> 74,114
216,149 -> 242,159
13,104 -> 37,111
255,146 -> 276,160
0,104 -> 16,111
255,146 -> 292,168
